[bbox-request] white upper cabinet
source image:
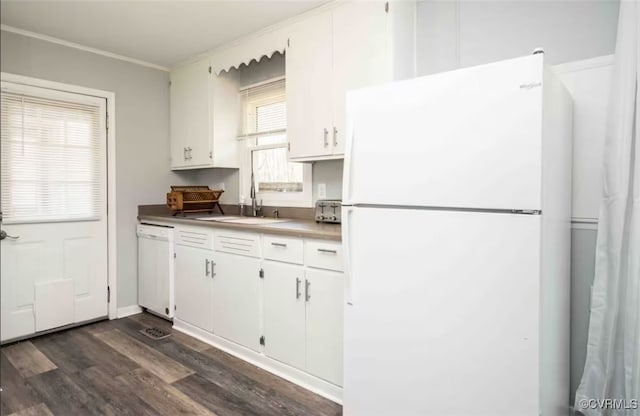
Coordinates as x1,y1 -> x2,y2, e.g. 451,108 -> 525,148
287,1 -> 416,161
170,58 -> 211,169
330,1 -> 390,156
286,11 -> 333,160
170,59 -> 240,170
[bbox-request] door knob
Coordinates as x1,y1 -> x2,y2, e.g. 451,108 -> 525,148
0,230 -> 20,240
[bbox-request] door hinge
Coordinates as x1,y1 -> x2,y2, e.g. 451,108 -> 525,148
259,268 -> 264,279
105,112 -> 109,132
385,2 -> 389,13
259,335 -> 265,346
208,66 -> 212,74
107,286 -> 111,303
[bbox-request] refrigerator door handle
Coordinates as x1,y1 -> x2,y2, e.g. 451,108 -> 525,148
342,118 -> 356,204
343,206 -> 355,305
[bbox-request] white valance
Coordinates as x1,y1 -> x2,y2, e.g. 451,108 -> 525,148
211,27 -> 288,75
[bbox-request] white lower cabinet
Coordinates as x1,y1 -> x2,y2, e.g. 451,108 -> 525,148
262,261 -> 306,369
262,259 -> 344,387
305,268 -> 344,386
173,225 -> 344,399
174,244 -> 214,332
212,252 -> 262,351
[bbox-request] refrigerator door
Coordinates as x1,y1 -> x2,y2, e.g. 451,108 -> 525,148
343,206 -> 541,416
343,54 -> 543,211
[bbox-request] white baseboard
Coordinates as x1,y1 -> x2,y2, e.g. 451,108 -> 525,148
172,318 -> 343,404
116,305 -> 142,318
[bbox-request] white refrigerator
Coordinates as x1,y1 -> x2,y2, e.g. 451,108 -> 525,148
341,54 -> 572,416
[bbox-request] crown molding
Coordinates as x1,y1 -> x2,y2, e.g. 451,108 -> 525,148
1,24 -> 170,72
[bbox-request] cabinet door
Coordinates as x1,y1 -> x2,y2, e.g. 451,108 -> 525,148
331,1 -> 389,156
170,58 -> 211,169
305,269 -> 344,386
174,244 -> 214,332
262,261 -> 306,369
212,252 -> 261,351
286,11 -> 333,160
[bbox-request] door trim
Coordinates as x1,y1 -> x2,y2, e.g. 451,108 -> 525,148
1,72 -> 118,319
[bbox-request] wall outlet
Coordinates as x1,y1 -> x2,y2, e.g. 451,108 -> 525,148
317,183 -> 327,199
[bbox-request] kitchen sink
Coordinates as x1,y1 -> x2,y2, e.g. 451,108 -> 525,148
195,216 -> 291,225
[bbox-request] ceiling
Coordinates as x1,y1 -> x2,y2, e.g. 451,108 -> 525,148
0,0 -> 329,69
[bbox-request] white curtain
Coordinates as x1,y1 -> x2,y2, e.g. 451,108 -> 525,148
575,1 -> 640,415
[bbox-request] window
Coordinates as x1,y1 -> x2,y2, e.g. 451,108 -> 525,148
0,86 -> 106,223
240,77 -> 312,207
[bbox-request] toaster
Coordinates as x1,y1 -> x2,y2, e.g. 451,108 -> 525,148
315,200 -> 342,224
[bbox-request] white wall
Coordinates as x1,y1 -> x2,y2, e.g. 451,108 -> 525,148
313,160 -> 343,201
417,0 -> 620,75
0,30 -> 200,308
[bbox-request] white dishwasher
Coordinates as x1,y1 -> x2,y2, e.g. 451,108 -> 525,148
137,223 -> 175,319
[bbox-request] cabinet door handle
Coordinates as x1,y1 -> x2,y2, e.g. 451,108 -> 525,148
333,127 -> 338,147
323,128 -> 329,147
271,242 -> 287,248
205,259 -> 210,276
211,260 -> 216,278
183,147 -> 187,161
305,279 -> 311,302
187,147 -> 193,160
317,248 -> 337,254
296,277 -> 301,299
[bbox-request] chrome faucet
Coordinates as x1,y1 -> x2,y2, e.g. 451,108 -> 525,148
250,171 -> 262,217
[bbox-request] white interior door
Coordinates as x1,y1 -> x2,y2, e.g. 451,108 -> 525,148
1,82 -> 108,342
344,54 -> 543,210
343,206 -> 541,416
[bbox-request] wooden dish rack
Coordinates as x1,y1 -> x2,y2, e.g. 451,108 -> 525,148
166,186 -> 225,216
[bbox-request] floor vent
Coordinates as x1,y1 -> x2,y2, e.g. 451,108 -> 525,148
139,327 -> 171,340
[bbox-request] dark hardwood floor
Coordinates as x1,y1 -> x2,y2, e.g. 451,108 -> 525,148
0,313 -> 342,416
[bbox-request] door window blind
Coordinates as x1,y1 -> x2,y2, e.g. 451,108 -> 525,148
1,91 -> 104,223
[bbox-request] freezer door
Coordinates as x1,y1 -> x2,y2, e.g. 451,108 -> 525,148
342,206 -> 541,416
343,54 -> 543,211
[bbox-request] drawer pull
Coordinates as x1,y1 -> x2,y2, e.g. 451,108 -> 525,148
305,279 -> 311,302
271,242 -> 287,248
317,248 -> 337,254
296,277 -> 301,299
205,259 -> 210,276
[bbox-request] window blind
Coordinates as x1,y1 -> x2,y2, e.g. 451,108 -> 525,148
0,91 -> 104,223
239,78 -> 286,139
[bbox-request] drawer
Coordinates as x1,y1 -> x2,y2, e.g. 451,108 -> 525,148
214,229 -> 260,258
175,226 -> 213,249
262,235 -> 304,265
305,240 -> 344,272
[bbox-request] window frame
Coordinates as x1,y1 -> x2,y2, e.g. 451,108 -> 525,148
239,77 -> 312,208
